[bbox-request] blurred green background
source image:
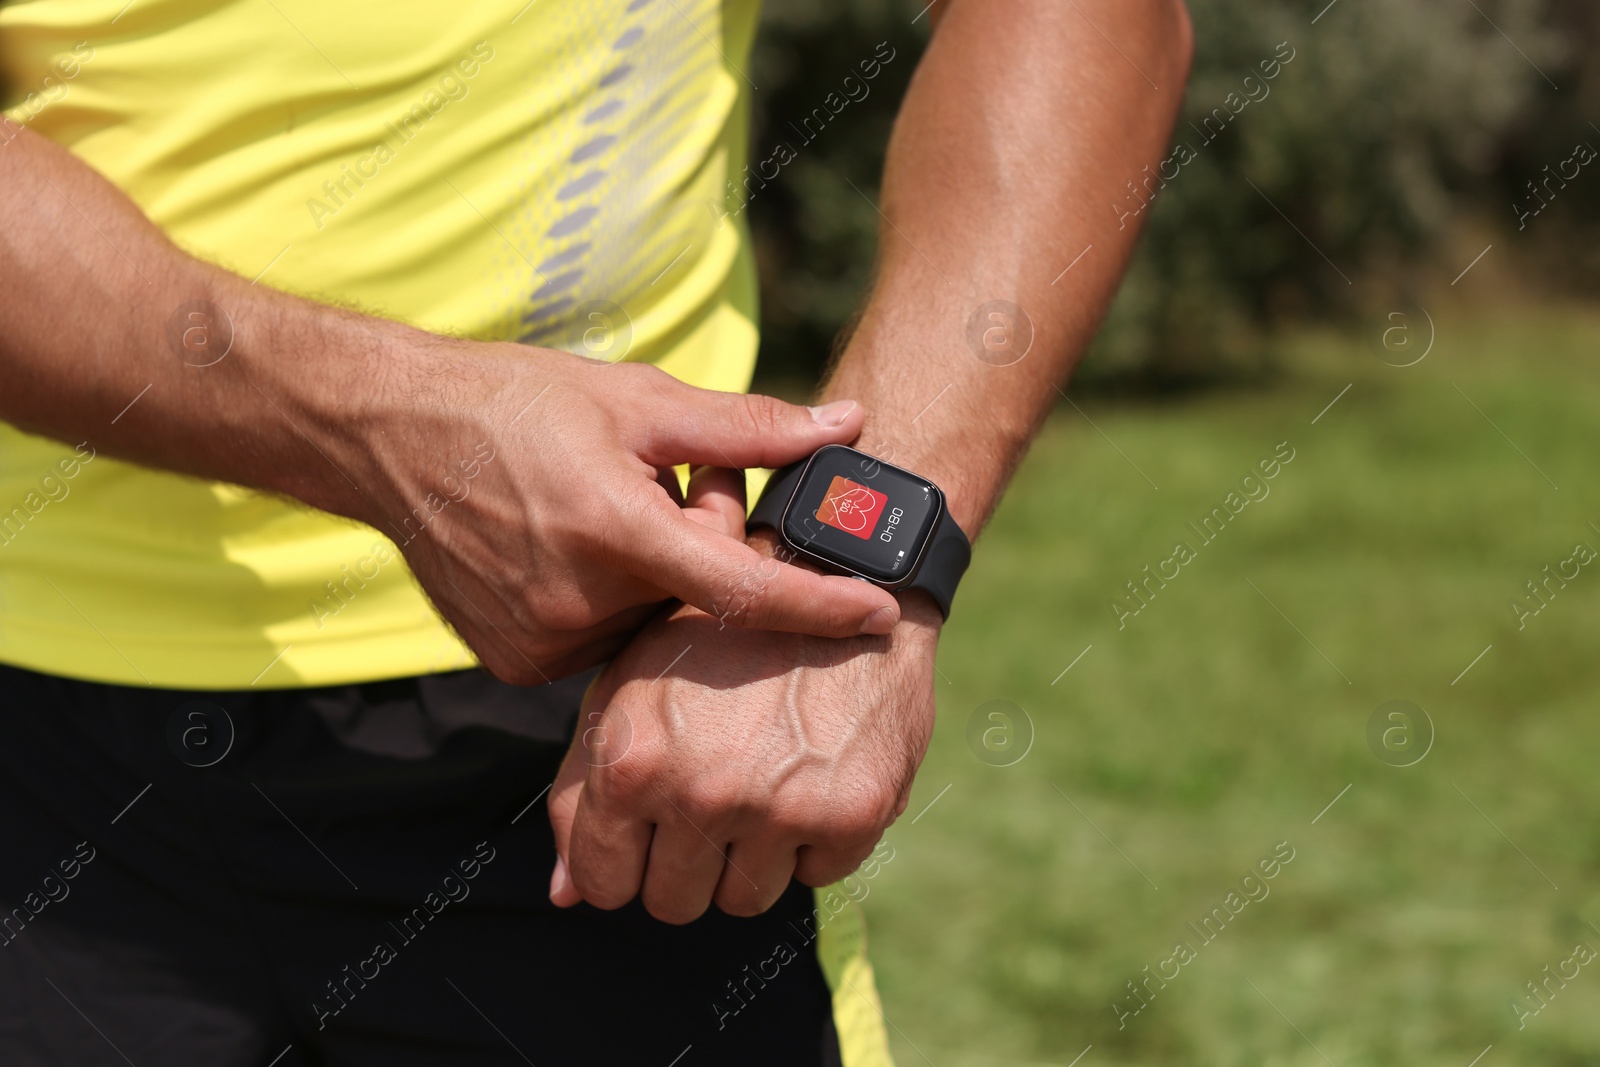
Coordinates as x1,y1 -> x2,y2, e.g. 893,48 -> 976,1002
873,310 -> 1600,1066
745,0 -> 1600,1063
747,0 -> 1599,390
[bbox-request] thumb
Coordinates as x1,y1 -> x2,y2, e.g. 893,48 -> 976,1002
639,382 -> 865,471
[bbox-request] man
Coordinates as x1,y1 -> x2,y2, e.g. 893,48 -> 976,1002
0,0 -> 1190,1063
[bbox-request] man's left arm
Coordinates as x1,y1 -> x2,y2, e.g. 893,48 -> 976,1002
548,0 -> 1194,922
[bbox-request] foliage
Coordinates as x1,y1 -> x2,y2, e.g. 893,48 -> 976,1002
747,0 -> 1592,390
746,0 -> 919,387
1091,0 -> 1556,387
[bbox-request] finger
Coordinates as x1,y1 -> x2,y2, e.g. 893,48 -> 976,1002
639,817 -> 731,925
794,838 -> 878,889
545,735 -> 591,907
428,564 -> 556,688
713,839 -> 798,918
635,504 -> 901,638
655,465 -> 686,507
637,382 -> 866,471
554,693 -> 654,910
681,465 -> 747,539
430,544 -> 665,686
468,594 -> 656,686
532,602 -> 657,681
566,785 -> 654,910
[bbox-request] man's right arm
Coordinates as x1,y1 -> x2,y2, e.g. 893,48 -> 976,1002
1,118 -> 400,513
0,120 -> 904,681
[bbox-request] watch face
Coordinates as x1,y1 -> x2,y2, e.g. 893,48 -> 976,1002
781,445 -> 941,583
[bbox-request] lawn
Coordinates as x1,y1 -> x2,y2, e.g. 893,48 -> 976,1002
865,304 -> 1600,1067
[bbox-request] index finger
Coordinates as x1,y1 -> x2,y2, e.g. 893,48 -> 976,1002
632,502 -> 900,637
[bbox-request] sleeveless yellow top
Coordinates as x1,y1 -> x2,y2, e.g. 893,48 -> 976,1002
0,0 -> 761,689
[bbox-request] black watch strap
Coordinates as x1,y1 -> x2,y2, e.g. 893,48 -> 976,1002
748,461 -> 972,618
911,507 -> 972,617
747,461 -> 804,532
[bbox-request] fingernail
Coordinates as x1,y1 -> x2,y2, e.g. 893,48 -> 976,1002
860,604 -> 898,635
549,855 -> 571,903
808,400 -> 857,428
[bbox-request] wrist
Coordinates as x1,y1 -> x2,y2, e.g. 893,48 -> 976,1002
894,588 -> 945,634
818,286 -> 1046,540
219,273 -> 464,523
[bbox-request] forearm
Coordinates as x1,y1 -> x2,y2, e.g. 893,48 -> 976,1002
3,120 -> 907,672
822,0 -> 1193,536
0,119 -> 440,522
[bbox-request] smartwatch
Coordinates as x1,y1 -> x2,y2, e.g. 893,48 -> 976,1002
748,444 -> 972,618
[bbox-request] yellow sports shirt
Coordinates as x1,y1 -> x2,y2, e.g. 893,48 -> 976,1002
0,0 -> 766,690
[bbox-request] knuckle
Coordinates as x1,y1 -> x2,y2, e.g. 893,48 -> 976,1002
566,859 -> 634,911
715,886 -> 770,919
525,593 -> 597,635
838,837 -> 880,875
711,557 -> 781,629
767,798 -> 822,843
477,647 -> 548,688
813,819 -> 875,856
587,749 -> 655,806
642,894 -> 706,926
794,851 -> 855,889
575,878 -> 634,912
814,795 -> 892,853
475,652 -> 523,685
507,664 -> 548,686
740,394 -> 786,440
678,778 -> 743,826
728,570 -> 776,626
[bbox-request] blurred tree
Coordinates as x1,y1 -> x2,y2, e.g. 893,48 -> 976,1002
1090,0 -> 1559,387
745,0 -> 920,388
1496,0 -> 1600,291
746,0 -> 1577,391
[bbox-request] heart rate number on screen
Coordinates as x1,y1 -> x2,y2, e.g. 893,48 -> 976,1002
815,476 -> 888,540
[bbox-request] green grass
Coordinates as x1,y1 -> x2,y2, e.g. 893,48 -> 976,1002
867,305 -> 1600,1067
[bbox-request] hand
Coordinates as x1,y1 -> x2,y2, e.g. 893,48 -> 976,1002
339,346 -> 903,682
545,569 -> 942,923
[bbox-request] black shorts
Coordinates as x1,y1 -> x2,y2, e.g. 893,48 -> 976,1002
0,663 -> 845,1067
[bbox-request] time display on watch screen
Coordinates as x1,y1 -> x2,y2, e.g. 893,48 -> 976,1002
782,445 -> 941,583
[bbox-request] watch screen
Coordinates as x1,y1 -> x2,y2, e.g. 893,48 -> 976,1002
782,445 -> 940,583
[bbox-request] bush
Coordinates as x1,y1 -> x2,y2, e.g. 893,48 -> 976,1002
748,0 -> 1580,390
746,0 -> 919,387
